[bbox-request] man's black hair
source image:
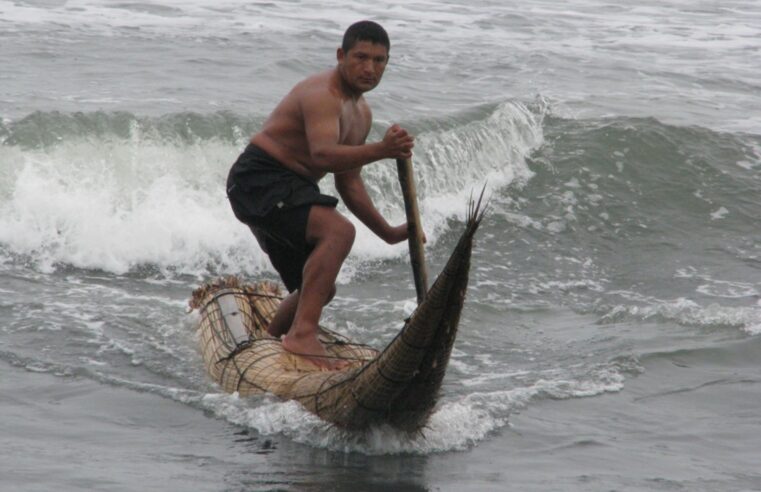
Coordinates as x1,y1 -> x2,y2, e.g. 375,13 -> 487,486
341,21 -> 390,53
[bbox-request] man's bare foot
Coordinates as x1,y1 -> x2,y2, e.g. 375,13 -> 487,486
282,329 -> 348,370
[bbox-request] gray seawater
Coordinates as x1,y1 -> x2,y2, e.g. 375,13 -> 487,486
2,1 -> 761,491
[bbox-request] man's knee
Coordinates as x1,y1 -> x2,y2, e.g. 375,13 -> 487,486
306,207 -> 356,259
308,206 -> 348,235
335,218 -> 356,249
326,284 -> 337,304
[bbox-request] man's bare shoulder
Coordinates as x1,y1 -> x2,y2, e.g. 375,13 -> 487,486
291,70 -> 341,104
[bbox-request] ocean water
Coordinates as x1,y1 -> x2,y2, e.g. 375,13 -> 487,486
1,1 -> 761,491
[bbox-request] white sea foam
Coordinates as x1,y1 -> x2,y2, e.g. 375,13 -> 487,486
0,101 -> 542,277
601,296 -> 761,335
675,269 -> 759,300
190,363 -> 624,455
710,207 -> 730,220
339,100 -> 543,264
0,137 -> 264,275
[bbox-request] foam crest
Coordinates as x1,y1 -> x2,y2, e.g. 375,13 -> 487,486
191,363 -> 623,456
0,103 -> 544,276
191,390 -> 517,455
338,101 -> 544,263
600,296 -> 761,335
0,135 -> 266,275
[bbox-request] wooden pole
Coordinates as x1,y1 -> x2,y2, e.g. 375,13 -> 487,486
396,157 -> 428,304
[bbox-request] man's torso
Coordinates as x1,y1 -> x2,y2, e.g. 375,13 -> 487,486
250,70 -> 371,182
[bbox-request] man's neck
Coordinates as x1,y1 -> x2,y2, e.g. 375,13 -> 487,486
334,68 -> 363,102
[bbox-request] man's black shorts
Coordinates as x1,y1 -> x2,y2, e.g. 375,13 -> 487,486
226,144 -> 338,292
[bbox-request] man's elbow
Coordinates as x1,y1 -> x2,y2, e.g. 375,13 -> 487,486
335,175 -> 362,203
309,148 -> 335,172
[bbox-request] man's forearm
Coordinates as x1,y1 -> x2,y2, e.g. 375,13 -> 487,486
311,142 -> 388,173
336,175 -> 394,241
350,202 -> 393,241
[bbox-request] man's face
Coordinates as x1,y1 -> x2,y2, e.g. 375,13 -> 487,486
338,41 -> 389,93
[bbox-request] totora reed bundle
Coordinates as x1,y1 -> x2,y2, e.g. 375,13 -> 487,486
189,195 -> 485,432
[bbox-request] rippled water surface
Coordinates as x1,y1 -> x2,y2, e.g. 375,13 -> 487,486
1,1 -> 760,491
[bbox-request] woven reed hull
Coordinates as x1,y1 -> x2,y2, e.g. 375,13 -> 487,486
194,281 -> 377,400
190,200 -> 482,432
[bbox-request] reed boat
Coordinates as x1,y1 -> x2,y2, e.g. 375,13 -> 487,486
189,198 -> 484,433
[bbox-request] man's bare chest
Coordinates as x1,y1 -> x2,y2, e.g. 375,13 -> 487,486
338,103 -> 369,145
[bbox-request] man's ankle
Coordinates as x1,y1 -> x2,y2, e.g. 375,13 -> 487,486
286,323 -> 318,339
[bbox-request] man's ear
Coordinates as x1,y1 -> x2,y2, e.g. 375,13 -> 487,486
336,48 -> 345,63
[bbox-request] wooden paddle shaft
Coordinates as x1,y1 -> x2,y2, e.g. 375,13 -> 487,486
396,157 -> 428,304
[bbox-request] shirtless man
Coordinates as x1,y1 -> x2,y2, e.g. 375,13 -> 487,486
226,21 -> 415,369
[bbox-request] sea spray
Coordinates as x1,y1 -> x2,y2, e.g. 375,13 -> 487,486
0,102 -> 545,276
188,365 -> 626,456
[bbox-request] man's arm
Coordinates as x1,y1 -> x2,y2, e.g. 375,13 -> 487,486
302,91 -> 413,173
335,169 -> 408,244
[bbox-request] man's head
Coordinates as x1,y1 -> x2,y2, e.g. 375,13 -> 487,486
337,21 -> 391,94
341,20 -> 390,54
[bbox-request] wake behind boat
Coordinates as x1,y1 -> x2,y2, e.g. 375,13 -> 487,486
188,197 -> 484,432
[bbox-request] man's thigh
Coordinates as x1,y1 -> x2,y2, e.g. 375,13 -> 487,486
254,205 -> 313,292
305,205 -> 353,245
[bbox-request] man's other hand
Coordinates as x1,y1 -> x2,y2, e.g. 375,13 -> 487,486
383,223 -> 427,245
382,124 -> 415,159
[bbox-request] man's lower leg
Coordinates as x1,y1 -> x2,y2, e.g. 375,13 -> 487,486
266,290 -> 299,337
281,209 -> 354,369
